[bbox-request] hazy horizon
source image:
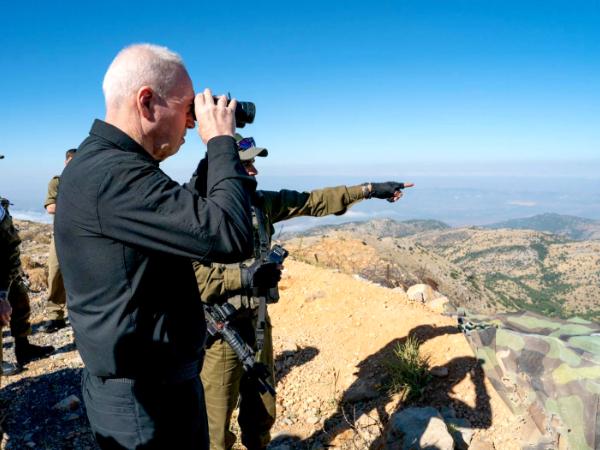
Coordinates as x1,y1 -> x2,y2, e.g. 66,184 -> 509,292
9,169 -> 600,231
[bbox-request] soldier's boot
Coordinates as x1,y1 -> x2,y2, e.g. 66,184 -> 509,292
14,337 -> 54,367
1,360 -> 22,376
39,319 -> 67,334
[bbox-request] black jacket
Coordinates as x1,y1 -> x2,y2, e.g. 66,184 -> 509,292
55,120 -> 256,380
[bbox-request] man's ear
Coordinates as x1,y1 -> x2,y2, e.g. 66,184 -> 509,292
137,86 -> 154,120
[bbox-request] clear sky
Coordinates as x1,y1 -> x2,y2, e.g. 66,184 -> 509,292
1,0 -> 599,213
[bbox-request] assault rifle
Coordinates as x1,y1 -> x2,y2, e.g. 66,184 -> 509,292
204,301 -> 276,395
203,244 -> 288,396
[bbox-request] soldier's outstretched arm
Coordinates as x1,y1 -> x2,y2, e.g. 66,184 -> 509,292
263,181 -> 413,224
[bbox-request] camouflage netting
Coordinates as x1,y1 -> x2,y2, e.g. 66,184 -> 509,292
458,311 -> 600,450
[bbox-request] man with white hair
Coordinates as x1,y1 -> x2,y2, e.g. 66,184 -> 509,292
55,43 -> 268,449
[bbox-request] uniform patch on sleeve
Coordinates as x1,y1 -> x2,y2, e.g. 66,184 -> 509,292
0,204 -> 5,222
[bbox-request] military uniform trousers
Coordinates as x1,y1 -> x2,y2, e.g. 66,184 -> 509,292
46,236 -> 66,321
8,280 -> 31,338
201,311 -> 275,450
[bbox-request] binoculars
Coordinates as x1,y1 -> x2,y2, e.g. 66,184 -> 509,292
191,95 -> 255,128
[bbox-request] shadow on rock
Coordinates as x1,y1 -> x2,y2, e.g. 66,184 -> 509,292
52,341 -> 77,356
294,324 -> 491,449
0,367 -> 96,449
275,345 -> 319,381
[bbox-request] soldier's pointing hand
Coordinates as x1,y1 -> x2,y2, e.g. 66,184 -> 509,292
367,181 -> 414,202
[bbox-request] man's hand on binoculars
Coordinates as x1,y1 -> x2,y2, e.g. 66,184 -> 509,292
195,88 -> 237,144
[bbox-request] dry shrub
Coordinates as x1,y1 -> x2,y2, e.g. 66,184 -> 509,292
26,268 -> 48,292
17,228 -> 38,242
21,255 -> 44,271
385,336 -> 431,400
35,232 -> 52,245
16,227 -> 51,245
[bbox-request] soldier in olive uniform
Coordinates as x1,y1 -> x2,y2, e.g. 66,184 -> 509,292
0,156 -> 12,443
0,197 -> 12,444
40,149 -> 76,333
195,135 -> 414,450
0,191 -> 54,373
1,192 -> 14,378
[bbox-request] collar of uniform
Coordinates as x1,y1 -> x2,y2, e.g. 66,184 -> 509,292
89,119 -> 158,166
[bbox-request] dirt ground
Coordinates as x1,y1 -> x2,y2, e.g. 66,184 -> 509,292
262,259 -> 524,449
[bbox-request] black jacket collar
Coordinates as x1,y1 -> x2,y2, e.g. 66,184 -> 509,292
89,119 -> 157,166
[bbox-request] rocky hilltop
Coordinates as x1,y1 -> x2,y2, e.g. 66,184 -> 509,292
284,218 -> 600,321
284,218 -> 450,240
404,227 -> 600,319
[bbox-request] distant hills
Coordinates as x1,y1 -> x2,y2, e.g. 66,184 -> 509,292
485,213 -> 600,240
283,218 -> 450,239
281,215 -> 600,321
290,213 -> 600,242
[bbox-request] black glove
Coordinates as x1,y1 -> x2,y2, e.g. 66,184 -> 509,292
368,181 -> 405,199
241,261 -> 282,291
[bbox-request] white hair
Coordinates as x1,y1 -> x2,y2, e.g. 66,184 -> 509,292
102,43 -> 187,108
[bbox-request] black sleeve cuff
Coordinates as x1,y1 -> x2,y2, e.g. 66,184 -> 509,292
207,135 -> 238,157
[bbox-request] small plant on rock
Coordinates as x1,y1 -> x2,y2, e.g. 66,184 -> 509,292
386,336 -> 431,400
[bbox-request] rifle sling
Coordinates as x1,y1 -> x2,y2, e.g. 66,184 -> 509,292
253,203 -> 270,355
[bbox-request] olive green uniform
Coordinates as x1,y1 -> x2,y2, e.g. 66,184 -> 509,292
0,198 -> 32,342
44,175 -> 66,321
0,198 -> 14,387
195,185 -> 365,450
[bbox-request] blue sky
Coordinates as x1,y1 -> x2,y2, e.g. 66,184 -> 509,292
1,0 -> 599,216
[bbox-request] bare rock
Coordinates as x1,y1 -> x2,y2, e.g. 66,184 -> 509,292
53,394 -> 81,412
344,380 -> 379,403
306,415 -> 320,425
355,408 -> 383,447
427,296 -> 450,313
445,417 -> 474,449
430,366 -> 449,377
406,284 -> 437,303
384,407 -> 454,450
440,406 -> 456,420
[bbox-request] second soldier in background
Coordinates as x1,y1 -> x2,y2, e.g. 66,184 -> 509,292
40,148 -> 76,333
195,134 -> 414,450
